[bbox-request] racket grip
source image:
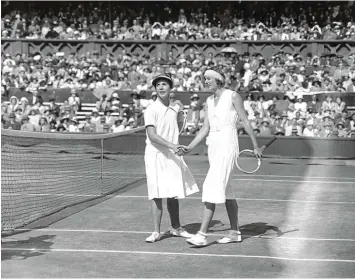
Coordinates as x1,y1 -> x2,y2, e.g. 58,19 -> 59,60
260,136 -> 277,152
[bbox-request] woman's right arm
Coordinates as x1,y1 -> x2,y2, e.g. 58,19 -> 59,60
186,103 -> 210,150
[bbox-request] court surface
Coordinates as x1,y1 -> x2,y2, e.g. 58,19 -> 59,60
2,155 -> 355,278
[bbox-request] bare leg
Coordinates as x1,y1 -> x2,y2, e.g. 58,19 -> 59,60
199,202 -> 216,234
225,199 -> 239,231
167,198 -> 181,229
151,198 -> 163,233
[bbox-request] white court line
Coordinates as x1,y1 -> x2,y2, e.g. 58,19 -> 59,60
2,247 -> 354,263
230,178 -> 355,184
12,228 -> 355,242
114,195 -> 355,205
2,193 -> 354,205
9,176 -> 354,184
55,170 -> 355,181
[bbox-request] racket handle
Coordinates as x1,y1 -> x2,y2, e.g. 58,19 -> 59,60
260,136 -> 277,152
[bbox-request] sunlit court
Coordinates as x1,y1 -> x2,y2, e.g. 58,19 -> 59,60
2,128 -> 355,278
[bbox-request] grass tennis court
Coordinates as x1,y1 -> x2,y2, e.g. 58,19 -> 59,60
2,155 -> 355,278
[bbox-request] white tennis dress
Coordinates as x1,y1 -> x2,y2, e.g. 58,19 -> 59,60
203,89 -> 239,204
144,99 -> 199,200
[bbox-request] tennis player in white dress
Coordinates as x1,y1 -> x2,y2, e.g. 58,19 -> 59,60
144,73 -> 199,243
178,66 -> 262,246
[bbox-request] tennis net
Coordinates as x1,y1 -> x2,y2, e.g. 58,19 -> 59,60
1,127 -> 146,232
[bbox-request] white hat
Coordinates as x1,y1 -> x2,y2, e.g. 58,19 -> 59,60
300,66 -> 305,71
112,93 -> 119,98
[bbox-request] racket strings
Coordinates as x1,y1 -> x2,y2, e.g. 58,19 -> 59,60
236,150 -> 260,174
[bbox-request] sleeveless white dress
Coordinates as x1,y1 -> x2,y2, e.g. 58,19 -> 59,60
203,89 -> 239,204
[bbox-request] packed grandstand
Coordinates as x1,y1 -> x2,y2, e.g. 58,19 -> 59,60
1,1 -> 355,137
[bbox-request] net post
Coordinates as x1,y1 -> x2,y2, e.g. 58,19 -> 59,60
100,138 -> 104,194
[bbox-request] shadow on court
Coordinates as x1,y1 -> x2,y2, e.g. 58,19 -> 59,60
1,235 -> 55,261
184,220 -> 223,234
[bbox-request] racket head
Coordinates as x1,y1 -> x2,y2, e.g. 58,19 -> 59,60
235,149 -> 261,174
177,110 -> 187,134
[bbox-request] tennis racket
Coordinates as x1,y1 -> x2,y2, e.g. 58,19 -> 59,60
235,136 -> 277,174
177,110 -> 187,135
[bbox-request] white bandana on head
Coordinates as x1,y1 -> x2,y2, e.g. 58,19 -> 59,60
204,69 -> 224,82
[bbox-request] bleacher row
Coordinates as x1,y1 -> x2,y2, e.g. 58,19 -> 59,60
38,102 -> 199,127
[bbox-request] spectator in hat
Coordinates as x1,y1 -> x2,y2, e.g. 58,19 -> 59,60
307,94 -> 322,114
81,115 -> 96,133
336,121 -> 348,138
259,118 -> 272,136
28,108 -> 41,128
7,96 -> 20,113
104,109 -> 115,129
68,88 -> 81,112
294,95 -> 307,115
90,109 -> 103,132
14,107 -> 23,122
134,109 -> 144,127
96,94 -> 111,112
319,123 -> 333,138
18,97 -> 31,115
303,120 -> 315,137
110,118 -> 125,133
37,117 -> 50,132
60,116 -> 70,130
123,101 -> 136,120
68,119 -> 80,132
125,118 -> 136,131
321,95 -> 336,112
272,117 -> 286,136
334,96 -> 347,116
20,115 -> 36,132
48,97 -> 60,117
57,124 -> 67,132
3,112 -> 21,130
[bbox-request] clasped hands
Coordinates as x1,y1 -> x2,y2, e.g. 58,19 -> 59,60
172,145 -> 190,156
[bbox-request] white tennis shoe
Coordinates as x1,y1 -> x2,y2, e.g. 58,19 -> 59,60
170,227 -> 193,238
145,232 -> 161,243
216,230 -> 242,244
186,232 -> 208,247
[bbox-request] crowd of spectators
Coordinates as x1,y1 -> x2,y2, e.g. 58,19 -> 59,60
2,48 -> 355,95
182,92 -> 355,138
1,2 -> 355,137
1,46 -> 355,137
1,89 -> 145,133
2,2 -> 355,41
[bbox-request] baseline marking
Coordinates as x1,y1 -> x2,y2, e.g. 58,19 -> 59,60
11,228 -> 355,242
2,247 -> 355,263
54,170 -> 355,181
113,195 -> 355,205
1,193 -> 354,205
5,175 -> 355,184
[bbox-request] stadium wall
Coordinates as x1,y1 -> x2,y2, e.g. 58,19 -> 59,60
3,129 -> 354,159
2,39 -> 355,60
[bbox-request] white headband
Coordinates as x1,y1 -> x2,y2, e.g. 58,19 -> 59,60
204,69 -> 224,82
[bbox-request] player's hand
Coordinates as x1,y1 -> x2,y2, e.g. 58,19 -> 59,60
174,145 -> 188,156
253,147 -> 262,159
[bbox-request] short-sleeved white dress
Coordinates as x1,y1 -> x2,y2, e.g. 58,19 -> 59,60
203,89 -> 239,204
144,100 -> 199,200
